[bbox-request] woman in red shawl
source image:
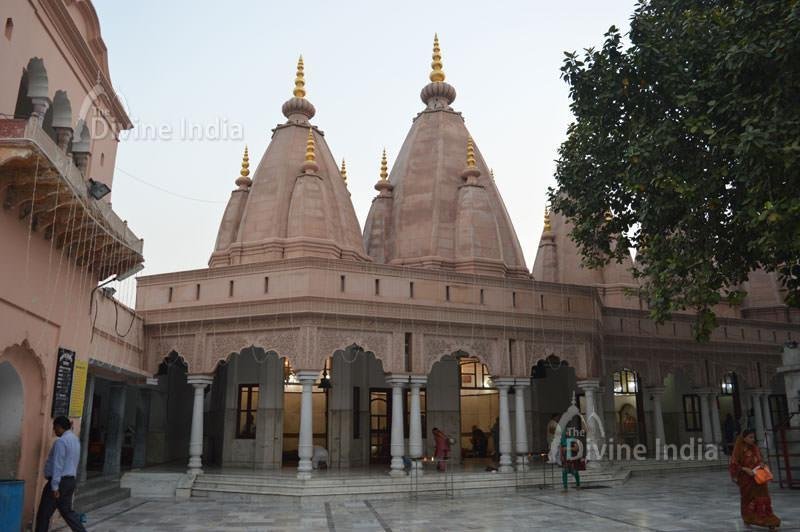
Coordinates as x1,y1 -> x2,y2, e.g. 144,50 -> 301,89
729,429 -> 781,530
432,427 -> 451,472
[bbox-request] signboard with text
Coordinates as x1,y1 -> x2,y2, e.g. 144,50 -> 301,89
69,359 -> 88,417
51,347 -> 76,418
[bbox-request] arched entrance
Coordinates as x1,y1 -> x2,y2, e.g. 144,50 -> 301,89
0,361 -> 23,478
283,356 -> 328,468
530,355 -> 576,452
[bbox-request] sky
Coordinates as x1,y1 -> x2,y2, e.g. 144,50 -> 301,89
94,0 -> 639,288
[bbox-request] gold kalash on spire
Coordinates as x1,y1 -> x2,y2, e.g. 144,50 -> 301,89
340,159 -> 348,184
293,55 -> 306,98
543,205 -> 552,232
430,33 -> 445,83
380,149 -> 389,180
235,145 -> 252,189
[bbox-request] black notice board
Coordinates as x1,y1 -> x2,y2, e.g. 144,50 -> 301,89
51,347 -> 76,418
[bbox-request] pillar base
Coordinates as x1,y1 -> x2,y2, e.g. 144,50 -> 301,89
516,456 -> 529,472
297,471 -> 312,480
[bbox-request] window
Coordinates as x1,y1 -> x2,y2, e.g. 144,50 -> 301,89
340,275 -> 346,292
4,18 -> 13,40
237,384 -> 259,438
683,394 -> 702,432
459,358 -> 493,389
264,276 -> 269,293
567,297 -> 571,312
720,373 -> 735,395
508,339 -> 515,374
512,291 -> 517,307
229,280 -> 234,297
768,394 -> 789,428
404,332 -> 412,372
480,288 -> 485,305
540,294 -> 545,309
195,283 -> 201,300
168,286 -> 173,303
445,285 -> 451,301
409,281 -> 414,299
613,369 -> 638,395
375,279 -> 380,296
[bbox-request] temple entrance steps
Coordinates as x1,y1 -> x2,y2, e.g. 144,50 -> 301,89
189,468 -> 629,503
74,476 -> 131,512
614,457 -> 729,476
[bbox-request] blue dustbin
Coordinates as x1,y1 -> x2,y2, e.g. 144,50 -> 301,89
0,480 -> 24,532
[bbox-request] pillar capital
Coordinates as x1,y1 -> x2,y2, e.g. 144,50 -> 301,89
493,376 -> 516,389
647,386 -> 666,397
187,374 -> 213,387
386,373 -> 410,386
408,374 -> 427,386
294,369 -> 320,383
577,379 -> 601,392
514,378 -> 530,388
693,386 -> 715,396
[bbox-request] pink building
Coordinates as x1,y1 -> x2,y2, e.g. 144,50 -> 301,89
2,2 -> 799,526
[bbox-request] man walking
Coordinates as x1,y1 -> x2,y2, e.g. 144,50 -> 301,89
35,416 -> 86,532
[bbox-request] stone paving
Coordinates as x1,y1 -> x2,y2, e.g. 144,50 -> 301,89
60,470 -> 800,531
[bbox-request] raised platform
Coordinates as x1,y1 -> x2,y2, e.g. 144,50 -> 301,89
121,458 -> 728,504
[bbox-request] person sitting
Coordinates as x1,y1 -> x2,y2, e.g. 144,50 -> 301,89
471,425 -> 487,457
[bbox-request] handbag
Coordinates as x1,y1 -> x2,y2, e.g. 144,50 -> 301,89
753,465 -> 773,485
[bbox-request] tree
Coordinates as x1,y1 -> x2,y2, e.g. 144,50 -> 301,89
550,0 -> 800,340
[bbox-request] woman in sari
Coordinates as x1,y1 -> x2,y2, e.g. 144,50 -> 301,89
729,429 -> 780,530
432,427 -> 451,472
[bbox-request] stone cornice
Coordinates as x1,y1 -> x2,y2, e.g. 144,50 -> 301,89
602,333 -> 783,356
601,305 -> 798,330
137,295 -> 601,334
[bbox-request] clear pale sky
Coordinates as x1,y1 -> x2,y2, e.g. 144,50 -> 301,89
95,0 -> 638,286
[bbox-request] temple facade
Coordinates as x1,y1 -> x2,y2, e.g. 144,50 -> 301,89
2,3 -> 799,526
134,40 -> 799,478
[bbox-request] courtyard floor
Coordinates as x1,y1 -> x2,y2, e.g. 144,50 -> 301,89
62,470 -> 799,531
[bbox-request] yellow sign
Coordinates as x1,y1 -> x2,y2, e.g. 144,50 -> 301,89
69,360 -> 89,418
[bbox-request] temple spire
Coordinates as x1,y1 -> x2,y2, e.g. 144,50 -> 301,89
420,34 -> 456,108
543,205 -> 552,232
380,149 -> 389,180
466,136 -> 476,168
293,55 -> 306,98
235,145 -> 252,189
282,54 -> 315,121
430,33 -> 445,82
340,159 -> 348,184
301,128 -> 319,173
460,136 -> 481,184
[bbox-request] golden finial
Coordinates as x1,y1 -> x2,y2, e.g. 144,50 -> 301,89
466,137 -> 476,168
305,128 -> 315,163
544,206 -> 552,232
380,149 -> 388,180
429,33 -> 445,83
340,159 -> 348,184
240,145 -> 250,177
293,55 -> 306,98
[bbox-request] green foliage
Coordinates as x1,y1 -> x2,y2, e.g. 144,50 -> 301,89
550,0 -> 800,341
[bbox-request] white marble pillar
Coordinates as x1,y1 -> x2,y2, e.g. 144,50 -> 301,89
514,379 -> 530,471
778,342 -> 800,429
697,389 -> 714,446
408,375 -> 426,475
649,386 -> 666,453
295,370 -> 319,480
710,394 -> 723,446
387,375 -> 407,477
78,373 -> 96,482
494,378 -> 515,473
578,379 -> 602,462
186,375 -> 213,475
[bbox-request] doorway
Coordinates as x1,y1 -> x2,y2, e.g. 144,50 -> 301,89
0,361 -> 23,478
459,358 -> 497,463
